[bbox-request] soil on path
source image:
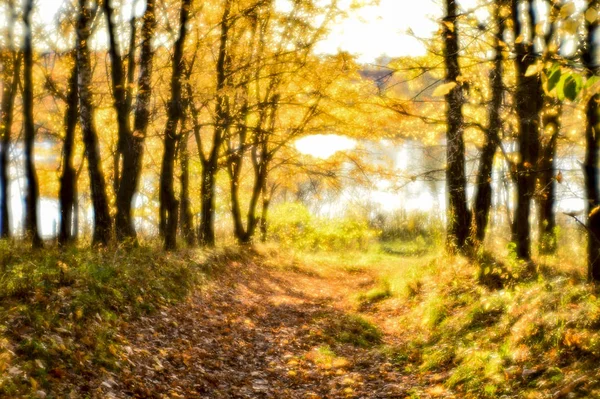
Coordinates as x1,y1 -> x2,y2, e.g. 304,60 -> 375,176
65,252 -> 431,399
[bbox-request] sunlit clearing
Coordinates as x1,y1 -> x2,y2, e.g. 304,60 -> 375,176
295,134 -> 357,159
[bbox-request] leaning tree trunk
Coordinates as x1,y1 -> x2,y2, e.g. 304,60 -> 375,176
159,0 -> 191,251
511,0 -> 542,261
58,58 -> 79,245
442,0 -> 470,253
22,0 -> 43,247
0,49 -> 19,239
115,0 -> 156,242
472,2 -> 505,244
76,0 -> 112,245
584,0 -> 600,281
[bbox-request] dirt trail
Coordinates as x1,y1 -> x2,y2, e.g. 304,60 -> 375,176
66,259 -> 426,398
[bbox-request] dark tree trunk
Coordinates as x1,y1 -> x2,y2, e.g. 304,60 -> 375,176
22,0 -> 42,248
179,128 -> 195,246
472,3 -> 505,244
159,0 -> 191,251
103,0 -> 132,198
537,97 -> 560,254
511,0 -> 542,261
58,58 -> 79,245
260,196 -> 270,243
199,0 -> 231,247
584,0 -> 600,281
115,0 -> 156,242
77,0 -> 112,245
227,102 -> 252,244
0,46 -> 19,239
442,0 -> 470,253
228,148 -> 247,243
199,159 -> 217,246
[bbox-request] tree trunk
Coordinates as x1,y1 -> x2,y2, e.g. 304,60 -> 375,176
0,47 -> 19,239
442,0 -> 470,253
584,0 -> 600,281
115,0 -> 156,242
59,58 -> 78,245
537,97 -> 560,254
159,0 -> 191,251
22,0 -> 43,247
160,133 -> 179,250
76,0 -> 112,245
472,3 -> 505,244
199,160 -> 217,246
179,128 -> 195,246
260,196 -> 270,243
511,0 -> 542,261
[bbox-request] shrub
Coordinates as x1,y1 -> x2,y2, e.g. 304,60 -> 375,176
268,202 -> 378,251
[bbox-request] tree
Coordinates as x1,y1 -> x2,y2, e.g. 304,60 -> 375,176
197,0 -> 231,247
104,0 -> 157,242
76,0 -> 112,245
442,0 -> 471,252
58,55 -> 78,245
23,0 -> 43,247
510,0 -> 543,261
583,0 -> 600,281
159,0 -> 192,250
471,0 -> 506,244
0,0 -> 19,239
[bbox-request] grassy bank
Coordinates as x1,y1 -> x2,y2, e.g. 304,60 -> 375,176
0,243 -> 210,397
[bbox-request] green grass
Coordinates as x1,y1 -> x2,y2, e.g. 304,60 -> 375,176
320,314 -> 383,348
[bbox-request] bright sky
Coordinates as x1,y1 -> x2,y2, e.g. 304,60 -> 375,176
315,0 -> 442,63
35,0 -> 446,63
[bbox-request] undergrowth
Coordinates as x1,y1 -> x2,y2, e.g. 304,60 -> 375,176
358,251 -> 600,397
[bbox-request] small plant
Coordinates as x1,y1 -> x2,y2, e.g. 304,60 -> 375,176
358,280 -> 392,306
318,314 -> 383,348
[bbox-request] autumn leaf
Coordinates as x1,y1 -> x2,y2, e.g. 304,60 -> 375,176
432,82 -> 457,97
586,7 -> 598,24
524,62 -> 543,77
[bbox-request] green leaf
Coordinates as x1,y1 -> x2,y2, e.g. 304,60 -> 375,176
555,74 -> 569,101
563,75 -> 582,101
547,67 -> 562,92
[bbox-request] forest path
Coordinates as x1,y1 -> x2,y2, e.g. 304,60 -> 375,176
76,253 -> 430,399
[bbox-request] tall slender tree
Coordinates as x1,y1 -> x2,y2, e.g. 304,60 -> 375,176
22,0 -> 43,247
159,0 -> 192,250
442,0 -> 471,252
76,0 -> 112,245
510,0 -> 543,261
198,0 -> 231,247
583,0 -> 600,281
103,0 -> 157,242
536,0 -> 562,255
471,0 -> 506,244
0,0 -> 19,239
58,56 -> 79,245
